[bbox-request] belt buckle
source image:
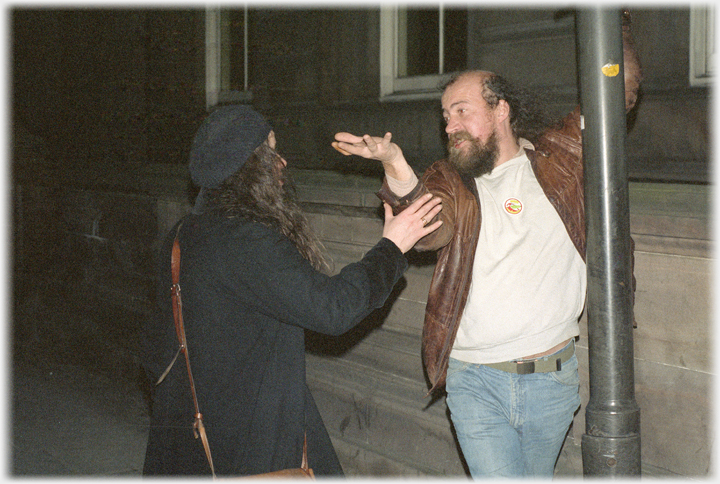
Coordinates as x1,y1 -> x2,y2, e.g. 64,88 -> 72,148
515,361 -> 535,375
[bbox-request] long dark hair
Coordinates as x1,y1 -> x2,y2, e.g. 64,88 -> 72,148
208,142 -> 330,272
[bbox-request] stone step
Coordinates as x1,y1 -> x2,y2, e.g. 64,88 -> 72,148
297,169 -> 463,475
322,243 -> 434,337
293,169 -> 383,211
305,328 -> 466,476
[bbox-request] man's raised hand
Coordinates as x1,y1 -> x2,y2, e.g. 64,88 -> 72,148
332,132 -> 414,182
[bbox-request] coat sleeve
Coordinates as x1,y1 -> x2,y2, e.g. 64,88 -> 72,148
217,224 -> 408,336
376,161 -> 462,251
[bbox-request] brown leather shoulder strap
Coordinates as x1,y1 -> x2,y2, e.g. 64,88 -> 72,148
161,222 -> 309,478
168,223 -> 217,477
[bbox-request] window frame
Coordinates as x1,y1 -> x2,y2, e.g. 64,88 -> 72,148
689,5 -> 714,87
379,5 -> 458,101
205,6 -> 253,110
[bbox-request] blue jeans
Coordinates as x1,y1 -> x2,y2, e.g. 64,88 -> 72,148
446,344 -> 581,478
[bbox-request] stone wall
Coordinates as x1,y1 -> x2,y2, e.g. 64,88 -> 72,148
292,170 -> 713,477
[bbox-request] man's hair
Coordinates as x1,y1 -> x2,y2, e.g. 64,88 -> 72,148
442,71 -> 555,143
208,142 -> 329,272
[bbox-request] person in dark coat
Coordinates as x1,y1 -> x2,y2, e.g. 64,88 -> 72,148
142,105 -> 442,477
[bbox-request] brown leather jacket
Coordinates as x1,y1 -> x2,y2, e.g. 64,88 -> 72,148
377,108 -> 595,394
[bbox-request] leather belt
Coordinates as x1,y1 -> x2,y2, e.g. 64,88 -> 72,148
483,340 -> 575,375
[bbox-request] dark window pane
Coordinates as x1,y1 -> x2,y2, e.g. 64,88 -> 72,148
227,10 -> 246,92
401,7 -> 466,77
444,8 -> 467,73
405,8 -> 439,76
223,9 -> 257,92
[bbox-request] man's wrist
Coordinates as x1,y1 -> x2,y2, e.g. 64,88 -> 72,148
382,159 -> 414,182
386,171 -> 418,198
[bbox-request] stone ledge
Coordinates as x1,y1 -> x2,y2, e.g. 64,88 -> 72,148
296,170 -> 710,252
632,233 -> 711,258
329,438 -> 435,476
306,329 -> 466,476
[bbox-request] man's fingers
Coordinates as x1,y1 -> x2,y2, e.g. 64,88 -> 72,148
331,142 -> 352,156
362,134 -> 379,152
334,132 -> 363,143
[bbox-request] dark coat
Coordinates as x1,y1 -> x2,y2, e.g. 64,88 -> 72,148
142,211 -> 407,476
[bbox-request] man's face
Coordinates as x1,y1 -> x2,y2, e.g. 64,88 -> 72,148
442,73 -> 499,177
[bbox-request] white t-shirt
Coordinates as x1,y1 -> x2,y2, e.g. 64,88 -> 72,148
449,148 -> 586,364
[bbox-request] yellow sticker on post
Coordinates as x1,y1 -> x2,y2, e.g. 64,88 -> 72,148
601,63 -> 620,77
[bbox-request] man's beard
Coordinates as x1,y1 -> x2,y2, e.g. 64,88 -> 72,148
447,130 -> 499,178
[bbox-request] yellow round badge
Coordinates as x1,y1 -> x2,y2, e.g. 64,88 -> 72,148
504,198 -> 522,214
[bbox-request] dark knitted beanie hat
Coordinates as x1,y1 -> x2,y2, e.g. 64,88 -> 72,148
189,105 -> 272,189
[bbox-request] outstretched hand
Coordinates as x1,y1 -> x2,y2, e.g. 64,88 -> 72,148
332,132 -> 401,163
382,193 -> 443,254
332,132 -> 414,182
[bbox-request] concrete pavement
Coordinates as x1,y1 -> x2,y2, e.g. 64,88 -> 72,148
10,354 -> 149,476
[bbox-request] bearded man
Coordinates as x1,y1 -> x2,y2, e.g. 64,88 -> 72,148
332,10 -> 641,478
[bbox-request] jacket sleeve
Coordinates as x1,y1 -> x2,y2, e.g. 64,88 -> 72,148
376,162 -> 462,251
219,224 -> 408,336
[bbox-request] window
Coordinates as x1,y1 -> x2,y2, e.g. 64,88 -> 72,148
205,6 -> 255,109
380,5 -> 467,100
690,6 -> 714,87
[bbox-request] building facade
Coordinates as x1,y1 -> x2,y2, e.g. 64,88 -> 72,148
12,7 -> 713,477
